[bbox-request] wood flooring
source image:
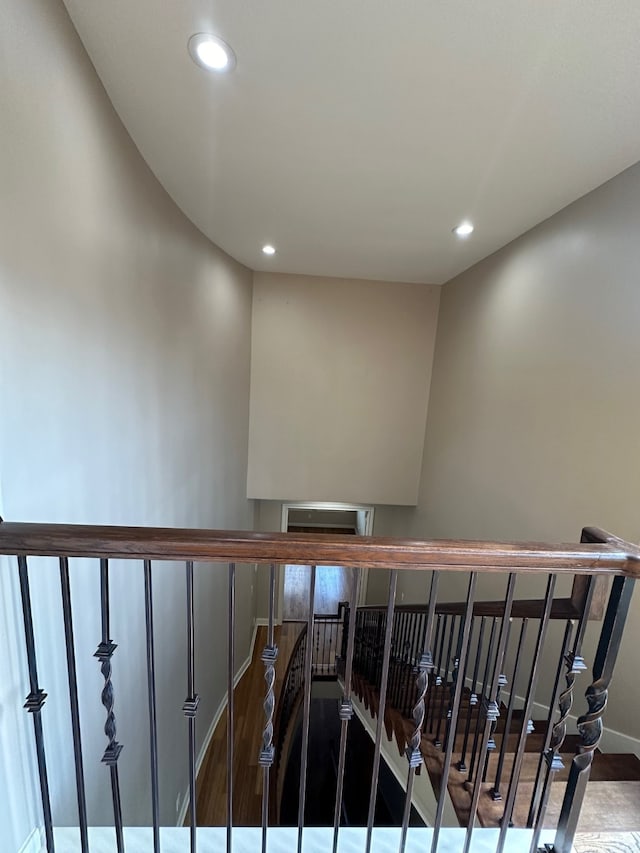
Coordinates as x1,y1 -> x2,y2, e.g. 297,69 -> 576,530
195,622 -> 304,826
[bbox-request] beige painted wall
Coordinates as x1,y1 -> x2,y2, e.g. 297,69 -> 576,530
0,0 -> 255,847
248,273 -> 440,505
399,160 -> 640,744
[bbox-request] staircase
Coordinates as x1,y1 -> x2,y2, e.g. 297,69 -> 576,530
347,589 -> 640,840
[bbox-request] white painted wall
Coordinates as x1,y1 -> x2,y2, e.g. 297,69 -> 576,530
0,1 -> 255,849
248,273 -> 440,505
400,160 -> 640,744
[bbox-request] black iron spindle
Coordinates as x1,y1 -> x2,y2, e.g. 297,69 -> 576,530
497,574 -> 557,853
297,565 -> 316,853
260,563 -> 277,853
425,614 -> 446,735
457,616 -> 485,773
490,618 -> 528,800
399,572 -> 439,853
59,558 -> 89,853
183,561 -> 199,853
527,618 -> 574,825
387,612 -> 401,710
18,555 -> 55,853
401,612 -> 420,717
94,558 -> 125,853
365,570 -> 398,853
528,619 -> 574,852
227,563 -> 235,853
529,574 -> 595,826
431,574 -> 477,853
435,615 -> 457,747
399,611 -> 413,712
467,617 -> 497,784
464,574 -> 517,853
332,568 -> 362,853
143,560 -> 160,853
443,617 -> 467,750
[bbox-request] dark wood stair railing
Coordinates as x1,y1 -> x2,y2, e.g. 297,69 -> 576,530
0,519 -> 638,853
345,529 -> 639,852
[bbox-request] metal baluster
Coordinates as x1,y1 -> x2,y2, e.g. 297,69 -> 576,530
183,561 -> 199,853
323,619 -> 327,672
403,612 -> 426,719
467,617 -> 497,783
401,612 -> 420,717
391,610 -> 406,711
528,619 -> 574,852
341,602 -> 350,661
457,617 -> 485,773
400,611 -> 413,713
497,574 -> 557,853
260,570 -> 277,853
482,617 -> 513,782
431,574 -> 478,853
464,574 -> 517,853
143,560 -> 160,853
444,617 -> 467,751
555,574 -> 636,853
529,575 -> 596,824
365,570 -> 398,853
490,619 -> 528,800
94,558 -> 125,853
18,555 -> 55,853
527,619 -> 574,825
227,563 -> 235,853
387,612 -> 401,710
297,565 -> 316,853
435,615 -> 457,747
425,614 -> 446,735
400,572 -> 439,853
59,558 -> 89,853
332,568 -> 362,853
374,609 -> 385,688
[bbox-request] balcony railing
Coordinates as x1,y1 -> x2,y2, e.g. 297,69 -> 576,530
0,520 -> 638,853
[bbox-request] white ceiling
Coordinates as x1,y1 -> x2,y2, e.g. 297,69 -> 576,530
63,0 -> 640,284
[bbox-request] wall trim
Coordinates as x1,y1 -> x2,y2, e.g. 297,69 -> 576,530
528,697 -> 640,758
255,617 -> 282,628
464,675 -> 640,759
176,621 -> 259,827
18,828 -> 43,853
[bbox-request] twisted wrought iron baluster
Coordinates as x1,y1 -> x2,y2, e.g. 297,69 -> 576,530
399,572 -> 439,853
259,644 -> 278,768
95,558 -> 124,853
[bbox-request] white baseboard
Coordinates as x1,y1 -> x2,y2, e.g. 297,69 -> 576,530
528,697 -> 640,757
176,621 -> 259,826
254,617 -> 282,627
18,828 -> 43,853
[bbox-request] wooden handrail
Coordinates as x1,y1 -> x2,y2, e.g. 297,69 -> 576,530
356,598 -> 582,619
0,521 -> 639,576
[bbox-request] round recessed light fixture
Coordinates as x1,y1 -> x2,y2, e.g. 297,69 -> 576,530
188,33 -> 236,72
453,221 -> 474,238
262,244 -> 276,256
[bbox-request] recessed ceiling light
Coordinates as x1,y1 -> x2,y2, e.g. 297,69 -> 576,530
453,221 -> 474,238
262,244 -> 276,256
188,33 -> 236,72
